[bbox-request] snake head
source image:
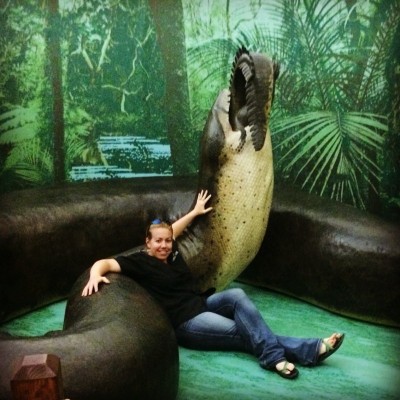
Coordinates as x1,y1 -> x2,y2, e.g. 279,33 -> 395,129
229,46 -> 280,151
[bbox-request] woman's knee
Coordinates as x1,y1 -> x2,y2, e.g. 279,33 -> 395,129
226,287 -> 247,300
206,287 -> 249,312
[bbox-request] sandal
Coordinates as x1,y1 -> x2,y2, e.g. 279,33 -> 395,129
318,333 -> 345,363
275,361 -> 299,380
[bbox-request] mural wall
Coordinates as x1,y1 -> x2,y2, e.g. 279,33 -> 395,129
0,0 -> 399,220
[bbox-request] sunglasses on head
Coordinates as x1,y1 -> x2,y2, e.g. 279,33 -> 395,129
150,218 -> 171,225
146,219 -> 172,236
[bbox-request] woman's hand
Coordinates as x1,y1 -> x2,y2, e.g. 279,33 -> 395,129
171,190 -> 213,238
81,259 -> 121,296
193,189 -> 213,216
81,275 -> 110,296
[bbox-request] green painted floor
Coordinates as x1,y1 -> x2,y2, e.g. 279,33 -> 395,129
2,282 -> 400,400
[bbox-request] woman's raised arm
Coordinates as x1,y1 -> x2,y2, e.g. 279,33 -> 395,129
172,190 -> 213,239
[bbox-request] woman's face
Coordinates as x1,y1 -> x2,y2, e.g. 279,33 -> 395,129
146,227 -> 173,262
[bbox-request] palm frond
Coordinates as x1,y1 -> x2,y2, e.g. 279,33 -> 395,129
3,137 -> 52,186
0,104 -> 39,144
274,110 -> 387,207
356,2 -> 400,109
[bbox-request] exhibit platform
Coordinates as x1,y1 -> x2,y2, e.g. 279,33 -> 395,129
1,282 -> 399,400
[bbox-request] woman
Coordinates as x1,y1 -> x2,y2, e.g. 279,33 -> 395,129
82,190 -> 344,380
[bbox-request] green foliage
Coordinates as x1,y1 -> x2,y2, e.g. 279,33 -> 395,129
0,0 -> 167,190
63,0 -> 164,128
184,0 -> 399,213
0,0 -> 399,218
0,134 -> 53,192
0,3 -> 52,191
3,137 -> 52,185
64,105 -> 104,167
269,0 -> 398,210
0,102 -> 53,191
273,111 -> 386,207
187,38 -> 237,132
0,105 -> 39,144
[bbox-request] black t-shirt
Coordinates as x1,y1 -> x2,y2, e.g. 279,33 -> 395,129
114,247 -> 213,328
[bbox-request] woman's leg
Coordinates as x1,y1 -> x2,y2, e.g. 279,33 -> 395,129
203,288 -> 287,369
175,310 -> 248,352
204,288 -> 322,366
177,288 -> 310,370
276,336 -> 322,366
275,333 -> 344,366
176,288 -> 342,370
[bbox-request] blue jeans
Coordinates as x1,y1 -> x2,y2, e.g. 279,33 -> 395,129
175,288 -> 322,369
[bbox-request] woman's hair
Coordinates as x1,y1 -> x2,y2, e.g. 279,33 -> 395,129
145,219 -> 173,239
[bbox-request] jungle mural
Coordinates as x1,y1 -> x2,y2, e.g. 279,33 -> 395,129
0,0 -> 399,221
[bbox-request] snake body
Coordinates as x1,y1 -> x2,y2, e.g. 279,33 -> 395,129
177,48 -> 279,291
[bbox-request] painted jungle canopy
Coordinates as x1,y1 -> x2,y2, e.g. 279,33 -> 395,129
0,0 -> 399,221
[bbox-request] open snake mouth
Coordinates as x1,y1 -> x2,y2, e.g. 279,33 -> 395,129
228,46 -> 279,151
